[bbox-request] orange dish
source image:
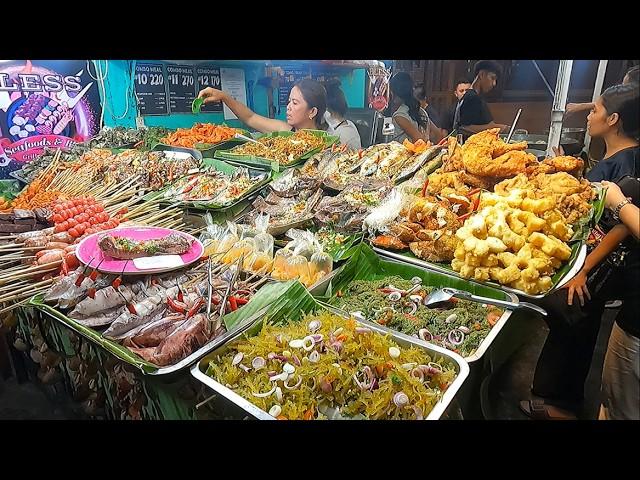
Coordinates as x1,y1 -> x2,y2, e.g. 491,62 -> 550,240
161,123 -> 238,148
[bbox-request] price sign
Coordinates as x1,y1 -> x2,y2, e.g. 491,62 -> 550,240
166,65 -> 197,114
134,63 -> 168,115
195,66 -> 223,113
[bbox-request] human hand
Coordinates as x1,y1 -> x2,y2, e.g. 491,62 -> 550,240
562,270 -> 591,307
550,146 -> 565,158
601,181 -> 627,210
197,87 -> 225,104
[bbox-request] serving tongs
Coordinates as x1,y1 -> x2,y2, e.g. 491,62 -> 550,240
234,132 -> 260,144
423,287 -> 547,316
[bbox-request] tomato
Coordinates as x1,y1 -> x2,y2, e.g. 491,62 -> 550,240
67,218 -> 78,228
68,227 -> 79,238
52,214 -> 63,224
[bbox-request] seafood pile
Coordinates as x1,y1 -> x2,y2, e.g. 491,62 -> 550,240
162,167 -> 268,205
161,123 -> 238,148
70,149 -> 200,191
230,130 -> 325,165
43,262 -> 259,367
86,126 -> 172,150
332,276 -> 503,358
206,311 -> 457,420
301,141 -> 443,188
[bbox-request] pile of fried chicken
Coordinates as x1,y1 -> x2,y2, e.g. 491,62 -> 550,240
427,128 -> 585,196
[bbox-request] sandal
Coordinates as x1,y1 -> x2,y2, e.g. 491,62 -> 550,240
519,399 -> 578,420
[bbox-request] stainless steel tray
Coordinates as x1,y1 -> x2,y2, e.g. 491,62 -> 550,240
190,307 -> 469,420
373,244 -> 587,300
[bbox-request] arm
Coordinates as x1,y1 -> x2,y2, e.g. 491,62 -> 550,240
427,119 -> 446,143
565,102 -> 594,116
394,115 -> 427,142
563,223 -> 630,306
602,180 -> 640,239
617,203 -> 640,239
197,87 -> 289,133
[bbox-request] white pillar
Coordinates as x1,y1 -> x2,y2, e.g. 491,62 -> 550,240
546,60 -> 573,157
583,60 -> 608,154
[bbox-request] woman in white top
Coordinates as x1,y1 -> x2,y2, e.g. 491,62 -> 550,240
323,80 -> 362,149
388,72 -> 430,143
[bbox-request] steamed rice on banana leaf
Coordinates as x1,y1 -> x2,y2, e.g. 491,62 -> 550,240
206,312 -> 456,420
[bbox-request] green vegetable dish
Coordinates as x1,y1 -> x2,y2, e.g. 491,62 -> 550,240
331,276 -> 504,358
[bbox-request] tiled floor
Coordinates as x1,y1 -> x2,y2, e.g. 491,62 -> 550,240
0,309 -> 620,420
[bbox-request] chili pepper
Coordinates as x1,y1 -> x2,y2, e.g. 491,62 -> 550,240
177,287 -> 184,303
112,260 -> 129,289
127,303 -> 138,315
228,296 -> 238,311
234,289 -> 252,296
421,178 -> 430,197
89,258 -> 104,282
234,297 -> 249,306
167,297 -> 186,314
87,287 -> 96,299
186,298 -> 205,318
75,257 -> 94,286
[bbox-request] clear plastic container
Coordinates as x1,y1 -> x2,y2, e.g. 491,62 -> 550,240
309,251 -> 333,284
272,249 -> 293,278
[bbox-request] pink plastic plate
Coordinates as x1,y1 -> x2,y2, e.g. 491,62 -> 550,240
76,226 -> 204,275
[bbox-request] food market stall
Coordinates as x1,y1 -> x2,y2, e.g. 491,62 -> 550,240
0,59 -> 608,421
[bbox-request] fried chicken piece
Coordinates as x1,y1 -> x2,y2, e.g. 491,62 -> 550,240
461,172 -> 501,190
541,156 -> 584,177
465,149 -> 537,178
426,171 -> 470,195
388,223 -> 419,243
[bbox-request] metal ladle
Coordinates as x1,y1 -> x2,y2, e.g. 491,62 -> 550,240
423,287 -> 547,316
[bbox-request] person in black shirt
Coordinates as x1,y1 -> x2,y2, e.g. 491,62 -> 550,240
443,78 -> 472,133
598,177 -> 640,420
520,83 -> 639,420
454,60 -> 510,137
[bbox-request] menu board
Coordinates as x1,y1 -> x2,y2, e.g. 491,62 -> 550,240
166,65 -> 197,114
134,63 -> 168,116
195,66 -> 223,113
278,67 -> 309,107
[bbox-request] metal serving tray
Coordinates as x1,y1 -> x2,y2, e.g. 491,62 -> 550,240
190,306 -> 469,420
